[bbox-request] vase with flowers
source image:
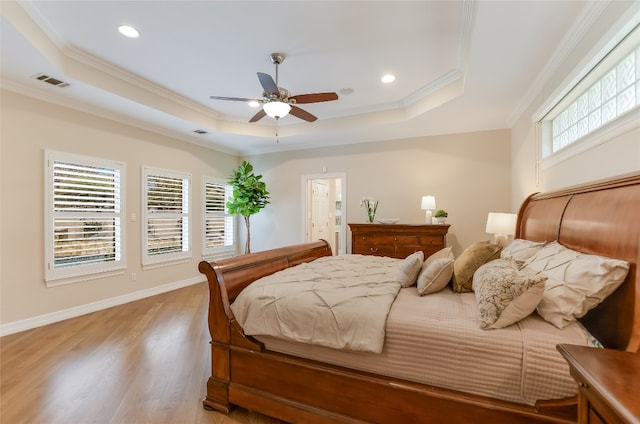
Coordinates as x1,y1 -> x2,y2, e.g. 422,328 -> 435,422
360,197 -> 379,223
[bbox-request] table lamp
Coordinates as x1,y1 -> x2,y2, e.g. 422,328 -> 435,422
485,212 -> 517,246
421,196 -> 436,224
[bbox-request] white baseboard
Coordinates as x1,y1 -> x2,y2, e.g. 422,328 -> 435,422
0,276 -> 203,337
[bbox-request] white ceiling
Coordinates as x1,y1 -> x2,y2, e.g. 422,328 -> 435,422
1,1 -> 598,155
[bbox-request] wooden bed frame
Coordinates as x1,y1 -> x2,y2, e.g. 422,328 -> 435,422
198,173 -> 640,424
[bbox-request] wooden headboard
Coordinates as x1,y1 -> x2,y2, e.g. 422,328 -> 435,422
516,172 -> 640,352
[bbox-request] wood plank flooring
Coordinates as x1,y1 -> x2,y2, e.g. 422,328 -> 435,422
1,282 -> 282,424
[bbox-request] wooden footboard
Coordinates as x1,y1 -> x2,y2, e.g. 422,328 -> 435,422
198,172 -> 640,424
198,240 -> 333,413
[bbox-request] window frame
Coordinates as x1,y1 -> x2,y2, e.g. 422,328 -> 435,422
44,150 -> 126,285
202,176 -> 236,259
142,166 -> 192,268
535,18 -> 640,169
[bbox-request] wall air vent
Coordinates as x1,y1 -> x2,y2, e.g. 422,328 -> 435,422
32,73 -> 70,88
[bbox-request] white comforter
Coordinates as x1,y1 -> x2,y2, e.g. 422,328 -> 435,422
230,255 -> 402,353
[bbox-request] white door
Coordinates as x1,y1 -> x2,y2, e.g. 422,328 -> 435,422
302,173 -> 346,255
310,180 -> 330,243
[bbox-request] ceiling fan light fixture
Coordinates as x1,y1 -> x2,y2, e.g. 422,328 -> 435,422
263,101 -> 291,119
248,100 -> 261,108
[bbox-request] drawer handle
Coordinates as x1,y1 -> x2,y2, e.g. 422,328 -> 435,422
578,382 -> 588,388
370,247 -> 379,253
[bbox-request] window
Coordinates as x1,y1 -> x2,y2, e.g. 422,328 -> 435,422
203,177 -> 235,258
538,23 -> 640,159
142,167 -> 191,266
45,151 -> 125,284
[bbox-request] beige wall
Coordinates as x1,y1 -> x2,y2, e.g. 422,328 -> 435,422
510,1 -> 640,207
244,129 -> 512,257
1,90 -> 238,328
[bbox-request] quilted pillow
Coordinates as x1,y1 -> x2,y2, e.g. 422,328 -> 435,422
472,259 -> 546,329
452,241 -> 502,293
417,258 -> 455,296
522,241 -> 630,328
396,250 -> 424,287
500,239 -> 547,267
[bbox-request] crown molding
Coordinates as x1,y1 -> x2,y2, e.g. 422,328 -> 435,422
507,1 -> 609,127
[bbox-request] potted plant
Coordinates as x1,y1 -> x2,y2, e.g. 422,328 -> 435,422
226,161 -> 270,254
434,209 -> 448,224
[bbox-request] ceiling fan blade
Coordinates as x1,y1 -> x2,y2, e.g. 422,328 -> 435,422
249,109 -> 267,123
257,72 -> 279,96
289,92 -> 339,104
289,105 -> 317,122
209,96 -> 261,102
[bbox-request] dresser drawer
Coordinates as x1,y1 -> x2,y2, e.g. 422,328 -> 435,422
352,243 -> 395,257
417,235 -> 442,246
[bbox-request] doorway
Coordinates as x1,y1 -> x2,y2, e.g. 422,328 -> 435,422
302,173 -> 346,255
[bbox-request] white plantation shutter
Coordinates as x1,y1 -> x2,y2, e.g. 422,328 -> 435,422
203,177 -> 235,258
143,167 -> 191,265
45,151 -> 125,284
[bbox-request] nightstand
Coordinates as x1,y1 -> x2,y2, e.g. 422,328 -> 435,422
557,344 -> 640,424
348,223 -> 449,259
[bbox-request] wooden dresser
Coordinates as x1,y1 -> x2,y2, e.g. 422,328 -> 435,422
348,223 -> 449,259
557,344 -> 640,424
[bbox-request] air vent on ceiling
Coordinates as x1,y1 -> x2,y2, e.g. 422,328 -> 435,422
193,129 -> 208,135
32,73 -> 70,88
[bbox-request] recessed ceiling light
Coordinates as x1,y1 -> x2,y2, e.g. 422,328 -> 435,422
248,100 -> 261,108
118,25 -> 139,38
381,74 -> 396,83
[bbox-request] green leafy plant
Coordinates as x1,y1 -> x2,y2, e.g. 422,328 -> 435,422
226,161 -> 270,254
434,209 -> 448,218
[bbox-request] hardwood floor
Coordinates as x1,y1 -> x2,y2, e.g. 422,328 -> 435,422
0,282 -> 283,424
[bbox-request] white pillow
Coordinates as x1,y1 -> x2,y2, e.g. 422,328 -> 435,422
396,250 -> 424,287
522,241 -> 630,328
417,258 -> 455,296
500,239 -> 547,267
472,259 -> 546,329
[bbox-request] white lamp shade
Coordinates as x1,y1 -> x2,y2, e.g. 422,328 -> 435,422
485,212 -> 517,235
263,101 -> 291,118
421,196 -> 436,210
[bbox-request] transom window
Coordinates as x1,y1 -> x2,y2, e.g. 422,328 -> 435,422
551,44 -> 639,152
142,167 -> 191,266
539,23 -> 639,159
45,151 -> 125,284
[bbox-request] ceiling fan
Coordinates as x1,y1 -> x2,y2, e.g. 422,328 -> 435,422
209,53 -> 338,123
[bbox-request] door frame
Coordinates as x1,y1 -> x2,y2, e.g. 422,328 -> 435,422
301,172 -> 347,255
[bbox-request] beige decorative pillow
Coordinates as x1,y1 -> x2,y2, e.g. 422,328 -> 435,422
452,241 -> 502,293
523,241 -> 630,328
396,250 -> 424,287
500,239 -> 547,267
472,259 -> 546,329
426,247 -> 454,263
417,258 -> 455,296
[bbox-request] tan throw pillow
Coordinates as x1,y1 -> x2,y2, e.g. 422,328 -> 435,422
472,259 -> 546,329
452,241 -> 502,293
523,241 -> 630,328
417,258 -> 455,296
500,239 -> 547,267
426,247 -> 454,263
396,250 -> 424,287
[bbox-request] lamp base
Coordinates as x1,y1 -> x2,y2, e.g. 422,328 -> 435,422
424,210 -> 433,224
